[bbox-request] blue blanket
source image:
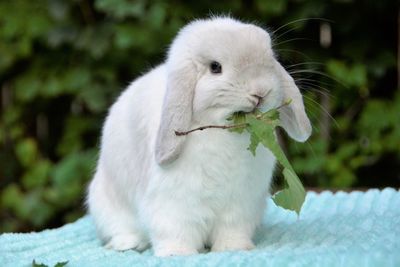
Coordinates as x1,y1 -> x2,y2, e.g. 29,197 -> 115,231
1,188 -> 399,267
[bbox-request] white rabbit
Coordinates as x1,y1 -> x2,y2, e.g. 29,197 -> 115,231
87,17 -> 311,257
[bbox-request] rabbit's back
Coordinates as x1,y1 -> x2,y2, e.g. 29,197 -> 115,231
98,65 -> 167,201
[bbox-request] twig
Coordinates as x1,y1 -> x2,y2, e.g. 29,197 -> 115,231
175,99 -> 292,136
277,99 -> 292,110
175,123 -> 248,136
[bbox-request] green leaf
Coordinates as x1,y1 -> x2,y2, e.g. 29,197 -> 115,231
15,72 -> 41,102
246,115 -> 282,164
32,260 -> 68,267
248,131 -> 261,156
272,168 -> 306,214
260,108 -> 280,121
326,60 -> 367,88
256,0 -> 287,15
32,260 -> 48,267
1,184 -> 24,215
54,261 -> 68,267
227,106 -> 306,215
227,112 -> 247,133
78,85 -> 107,112
22,159 -> 52,189
15,138 -> 38,167
95,0 -> 145,19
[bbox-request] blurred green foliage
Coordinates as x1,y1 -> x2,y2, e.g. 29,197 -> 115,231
0,0 -> 398,232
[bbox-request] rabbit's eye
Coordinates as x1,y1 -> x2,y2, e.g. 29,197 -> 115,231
210,61 -> 222,74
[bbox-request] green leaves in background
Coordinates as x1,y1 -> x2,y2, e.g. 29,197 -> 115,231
15,138 -> 38,167
0,150 -> 96,232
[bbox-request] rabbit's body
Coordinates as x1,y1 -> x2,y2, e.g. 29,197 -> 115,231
88,65 -> 275,255
88,17 -> 311,256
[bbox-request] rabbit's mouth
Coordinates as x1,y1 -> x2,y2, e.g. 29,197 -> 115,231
240,95 -> 264,113
227,94 -> 269,117
250,94 -> 263,107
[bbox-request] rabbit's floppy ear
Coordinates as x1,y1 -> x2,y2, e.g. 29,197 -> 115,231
155,60 -> 197,165
274,60 -> 312,142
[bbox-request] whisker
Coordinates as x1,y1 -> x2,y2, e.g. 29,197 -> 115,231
306,113 -> 323,136
281,79 -> 333,98
272,37 -> 314,47
305,140 -> 319,161
303,94 -> 339,129
299,86 -> 333,99
274,49 -> 313,61
271,17 -> 334,35
295,81 -> 334,97
294,77 -> 333,88
285,62 -> 325,70
303,101 -> 331,140
289,69 -> 347,88
271,27 -> 298,43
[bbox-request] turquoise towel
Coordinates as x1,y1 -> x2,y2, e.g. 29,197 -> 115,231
1,188 -> 399,267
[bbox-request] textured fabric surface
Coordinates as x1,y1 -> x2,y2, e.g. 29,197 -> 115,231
1,188 -> 399,267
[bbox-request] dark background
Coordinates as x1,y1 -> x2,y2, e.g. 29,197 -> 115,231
0,0 -> 398,232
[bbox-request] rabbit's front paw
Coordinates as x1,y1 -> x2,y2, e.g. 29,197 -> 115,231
105,233 -> 149,251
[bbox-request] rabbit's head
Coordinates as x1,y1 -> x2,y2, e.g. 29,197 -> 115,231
156,17 -> 312,165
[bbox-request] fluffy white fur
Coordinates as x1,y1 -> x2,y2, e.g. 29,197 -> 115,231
87,17 -> 311,257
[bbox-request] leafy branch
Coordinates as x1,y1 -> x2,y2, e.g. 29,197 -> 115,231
174,99 -> 306,215
175,100 -> 292,136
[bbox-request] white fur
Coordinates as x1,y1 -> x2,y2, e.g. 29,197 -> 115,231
87,17 -> 311,257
